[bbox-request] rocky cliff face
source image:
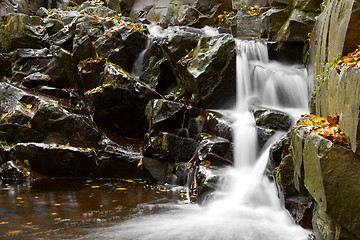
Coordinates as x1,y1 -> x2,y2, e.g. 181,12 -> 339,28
272,0 -> 360,239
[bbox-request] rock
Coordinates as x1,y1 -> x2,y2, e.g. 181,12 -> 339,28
145,99 -> 187,134
0,0 -> 15,17
265,8 -> 291,40
0,82 -> 27,115
175,34 -> 236,108
160,26 -> 202,66
86,63 -> 156,138
291,125 -> 360,239
138,39 -> 176,94
284,195 -> 314,229
231,9 -> 268,39
197,134 -> 233,166
43,18 -> 64,35
10,46 -> 81,90
203,111 -> 233,141
274,10 -> 315,42
105,0 -> 135,15
1,160 -> 44,180
274,154 -> 297,198
79,58 -> 106,92
268,132 -> 290,176
257,126 -> 275,151
194,166 -> 221,204
7,142 -> 99,177
252,107 -> 292,131
0,13 -> 46,53
22,72 -> 51,88
36,7 -> 49,18
143,132 -> 197,163
79,5 -> 117,18
141,157 -> 172,183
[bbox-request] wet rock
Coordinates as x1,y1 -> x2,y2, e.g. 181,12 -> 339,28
203,111 -> 233,141
231,9 -> 268,38
257,126 -> 275,151
0,82 -> 27,115
22,72 -> 51,88
79,4 -> 117,18
274,154 -> 297,198
291,125 -> 360,239
195,166 -> 221,204
141,157 -> 173,183
86,63 -> 156,138
8,142 -> 99,177
0,0 -> 15,17
1,160 -> 44,180
252,107 -> 292,131
284,195 -> 314,229
138,39 -> 176,94
145,99 -> 187,134
105,0 -> 135,15
10,46 -> 81,90
48,26 -> 75,52
35,7 -> 49,18
44,18 -> 64,35
267,132 -> 290,176
176,34 -> 236,108
0,13 -> 47,52
198,134 -> 233,166
79,58 -> 106,92
143,132 -> 197,163
161,26 -> 201,66
274,10 -> 315,42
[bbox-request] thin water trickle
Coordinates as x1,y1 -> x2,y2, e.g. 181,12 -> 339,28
81,38 -> 311,240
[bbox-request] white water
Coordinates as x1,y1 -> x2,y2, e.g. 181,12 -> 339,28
82,37 -> 310,240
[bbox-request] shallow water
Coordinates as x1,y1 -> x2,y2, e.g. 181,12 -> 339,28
0,179 -> 184,239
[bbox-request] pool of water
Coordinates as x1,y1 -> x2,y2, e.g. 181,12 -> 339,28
0,179 -> 185,239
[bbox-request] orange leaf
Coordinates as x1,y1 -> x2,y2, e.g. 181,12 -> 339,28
107,31 -> 112,37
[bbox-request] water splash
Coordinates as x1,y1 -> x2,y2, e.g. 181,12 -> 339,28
83,38 -> 311,240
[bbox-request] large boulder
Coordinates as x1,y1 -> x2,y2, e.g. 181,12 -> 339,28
197,134 -> 233,166
290,125 -> 360,239
175,34 -> 236,108
85,63 -> 157,138
0,13 -> 47,52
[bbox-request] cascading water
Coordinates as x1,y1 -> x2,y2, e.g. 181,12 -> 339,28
82,37 -> 310,240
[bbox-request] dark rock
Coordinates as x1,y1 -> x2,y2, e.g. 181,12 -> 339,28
143,132 -> 197,163
35,7 -> 49,18
1,160 -> 44,180
79,4 -> 117,18
44,18 -> 65,35
48,26 -> 75,52
138,39 -> 176,94
73,34 -> 95,60
0,13 -> 47,52
252,107 -> 292,131
22,72 -> 51,88
198,134 -> 233,166
203,111 -> 233,141
266,8 -> 291,40
79,58 -> 106,92
176,34 -> 236,108
274,154 -> 297,198
145,99 -> 187,134
30,101 -> 100,147
257,126 -> 275,151
195,166 -> 221,204
231,9 -> 268,39
142,157 -> 172,183
86,63 -> 156,138
284,195 -> 314,229
0,82 -> 27,115
267,132 -> 290,176
161,27 -> 201,67
105,0 -> 135,15
8,142 -> 99,177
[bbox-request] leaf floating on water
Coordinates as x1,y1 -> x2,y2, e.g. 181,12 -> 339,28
91,186 -> 100,189
137,158 -> 143,167
5,230 -> 22,235
0,222 -> 9,224
1,188 -> 10,190
86,180 -> 93,183
51,212 -> 58,216
112,200 -> 118,203
54,204 -> 61,206
16,197 -> 23,200
125,180 -> 133,183
115,188 -> 127,191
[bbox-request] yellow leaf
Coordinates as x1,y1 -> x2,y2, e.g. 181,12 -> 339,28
116,188 -> 127,191
137,158 -> 143,167
5,230 -> 22,235
91,186 -> 100,189
125,180 -> 133,183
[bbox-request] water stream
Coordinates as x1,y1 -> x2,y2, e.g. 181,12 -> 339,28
0,32 -> 311,239
76,38 -> 310,239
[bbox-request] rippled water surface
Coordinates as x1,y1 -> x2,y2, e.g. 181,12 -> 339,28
0,179 -> 184,239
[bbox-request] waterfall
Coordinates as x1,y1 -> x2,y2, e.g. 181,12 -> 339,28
84,38 -> 311,240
